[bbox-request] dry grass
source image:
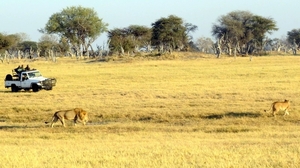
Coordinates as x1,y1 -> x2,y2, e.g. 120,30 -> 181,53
0,53 -> 300,167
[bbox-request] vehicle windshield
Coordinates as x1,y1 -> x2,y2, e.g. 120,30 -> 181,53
27,71 -> 42,78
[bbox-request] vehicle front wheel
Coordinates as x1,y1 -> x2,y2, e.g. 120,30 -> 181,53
32,84 -> 39,92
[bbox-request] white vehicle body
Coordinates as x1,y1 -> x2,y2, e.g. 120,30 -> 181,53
4,70 -> 56,92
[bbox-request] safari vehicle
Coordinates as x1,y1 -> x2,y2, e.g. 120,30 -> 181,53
4,69 -> 56,92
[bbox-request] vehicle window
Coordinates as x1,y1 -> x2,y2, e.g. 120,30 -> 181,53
28,73 -> 35,78
28,71 -> 42,78
34,71 -> 42,77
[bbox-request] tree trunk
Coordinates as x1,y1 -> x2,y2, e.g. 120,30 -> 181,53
120,46 -> 124,55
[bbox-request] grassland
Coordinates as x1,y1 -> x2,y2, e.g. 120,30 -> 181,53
0,53 -> 300,167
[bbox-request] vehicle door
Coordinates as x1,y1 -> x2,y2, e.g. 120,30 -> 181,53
20,73 -> 31,88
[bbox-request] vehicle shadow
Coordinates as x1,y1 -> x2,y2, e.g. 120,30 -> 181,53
0,90 -> 33,93
201,112 -> 262,119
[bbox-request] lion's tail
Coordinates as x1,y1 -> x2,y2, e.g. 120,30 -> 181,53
264,104 -> 272,113
45,115 -> 55,124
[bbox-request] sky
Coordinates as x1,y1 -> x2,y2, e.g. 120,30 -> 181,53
1,0 -> 300,47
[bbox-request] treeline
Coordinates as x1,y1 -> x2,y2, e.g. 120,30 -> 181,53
1,6 -> 300,61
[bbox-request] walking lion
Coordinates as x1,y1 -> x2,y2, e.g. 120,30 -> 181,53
45,108 -> 88,128
264,100 -> 290,117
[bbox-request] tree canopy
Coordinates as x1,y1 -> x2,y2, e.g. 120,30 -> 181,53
42,6 -> 108,56
0,33 -> 24,53
287,29 -> 300,47
108,25 -> 151,54
212,10 -> 277,56
0,33 -> 12,51
151,15 -> 197,52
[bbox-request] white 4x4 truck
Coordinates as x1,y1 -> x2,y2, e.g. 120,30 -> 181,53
4,69 -> 56,92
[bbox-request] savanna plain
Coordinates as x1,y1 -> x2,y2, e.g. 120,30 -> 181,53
0,53 -> 300,168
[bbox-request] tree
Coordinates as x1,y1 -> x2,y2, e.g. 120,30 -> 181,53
0,33 -> 12,52
38,34 -> 59,57
287,29 -> 300,45
41,6 -> 108,57
15,32 -> 30,42
196,37 -> 214,53
6,34 -> 21,50
151,15 -> 197,52
108,28 -> 135,55
250,15 -> 278,53
287,29 -> 300,46
287,29 -> 300,54
108,25 -> 152,54
126,25 -> 152,51
212,10 -> 278,57
269,37 -> 289,52
0,33 -> 23,58
184,23 -> 198,41
19,41 -> 38,51
212,11 -> 254,57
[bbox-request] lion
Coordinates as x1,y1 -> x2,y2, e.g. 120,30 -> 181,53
264,99 -> 290,117
45,108 -> 88,128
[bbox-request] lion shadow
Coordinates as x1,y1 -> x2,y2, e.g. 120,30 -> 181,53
202,112 -> 262,119
0,124 -> 44,129
0,125 -> 26,129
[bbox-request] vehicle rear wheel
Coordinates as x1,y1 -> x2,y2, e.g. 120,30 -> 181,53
11,85 -> 18,92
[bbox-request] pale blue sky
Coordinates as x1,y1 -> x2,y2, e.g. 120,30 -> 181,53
1,0 -> 299,46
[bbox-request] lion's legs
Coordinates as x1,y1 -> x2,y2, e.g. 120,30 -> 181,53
73,119 -> 77,126
56,116 -> 66,127
272,110 -> 278,117
283,110 -> 289,116
60,118 -> 66,127
50,117 -> 58,128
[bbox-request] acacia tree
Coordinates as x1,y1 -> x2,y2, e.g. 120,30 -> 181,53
250,15 -> 278,53
126,25 -> 152,51
108,25 -> 151,54
287,29 -> 300,55
212,10 -> 277,57
38,34 -> 59,58
212,11 -> 254,57
287,29 -> 300,45
151,15 -> 197,53
41,6 -> 108,58
0,33 -> 12,52
108,28 -> 134,55
19,41 -> 37,51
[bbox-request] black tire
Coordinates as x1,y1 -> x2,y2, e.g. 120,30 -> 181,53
11,84 -> 18,92
5,74 -> 12,81
32,84 -> 39,92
